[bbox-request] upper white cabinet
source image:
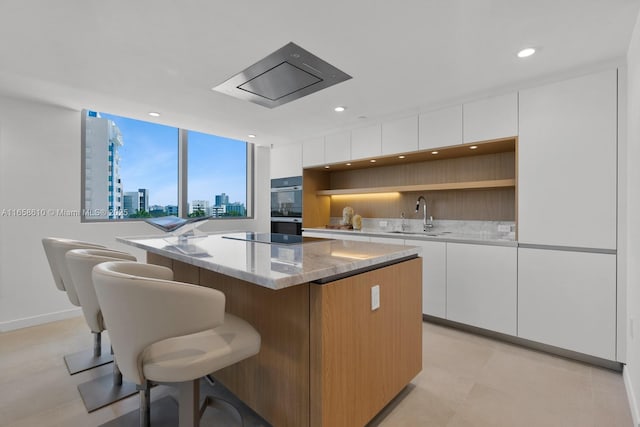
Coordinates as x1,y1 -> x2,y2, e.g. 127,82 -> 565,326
324,131 -> 351,165
351,124 -> 382,160
412,240 -> 447,318
446,243 -> 517,335
518,69 -> 617,249
463,92 -> 518,143
518,248 -> 616,360
302,137 -> 325,168
271,143 -> 302,179
419,105 -> 463,150
381,116 -> 418,155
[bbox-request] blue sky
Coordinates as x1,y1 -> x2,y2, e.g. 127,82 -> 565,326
100,113 -> 247,207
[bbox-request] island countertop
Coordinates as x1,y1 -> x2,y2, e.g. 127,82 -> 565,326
117,232 -> 420,290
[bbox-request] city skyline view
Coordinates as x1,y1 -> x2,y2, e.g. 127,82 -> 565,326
100,112 -> 247,209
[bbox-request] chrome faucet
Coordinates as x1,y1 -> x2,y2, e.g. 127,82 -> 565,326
415,196 -> 434,231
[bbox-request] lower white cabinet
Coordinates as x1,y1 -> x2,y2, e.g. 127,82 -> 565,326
518,248 -> 616,360
446,243 -> 517,335
410,240 -> 447,318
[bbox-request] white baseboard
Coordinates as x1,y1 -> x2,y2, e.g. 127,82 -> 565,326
624,365 -> 640,427
0,308 -> 82,332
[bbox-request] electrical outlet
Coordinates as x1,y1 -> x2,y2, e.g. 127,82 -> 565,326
378,221 -> 388,228
371,285 -> 380,311
498,224 -> 511,233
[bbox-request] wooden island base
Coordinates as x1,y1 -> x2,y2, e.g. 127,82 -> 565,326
148,253 -> 422,427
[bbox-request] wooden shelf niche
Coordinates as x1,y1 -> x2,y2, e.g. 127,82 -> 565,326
303,139 -> 517,228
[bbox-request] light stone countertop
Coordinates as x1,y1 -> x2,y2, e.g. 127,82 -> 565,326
117,232 -> 420,290
303,227 -> 518,247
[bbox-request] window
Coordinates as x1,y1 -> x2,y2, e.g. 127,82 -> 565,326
81,110 -> 253,221
187,131 -> 248,218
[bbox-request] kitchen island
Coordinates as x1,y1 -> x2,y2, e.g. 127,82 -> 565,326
118,232 -> 422,427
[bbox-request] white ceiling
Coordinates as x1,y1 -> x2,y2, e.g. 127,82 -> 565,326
0,0 -> 638,147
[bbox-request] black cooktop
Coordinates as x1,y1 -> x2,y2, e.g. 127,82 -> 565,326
222,232 -> 328,245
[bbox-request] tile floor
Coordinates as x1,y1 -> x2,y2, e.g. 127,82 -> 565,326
0,316 -> 633,427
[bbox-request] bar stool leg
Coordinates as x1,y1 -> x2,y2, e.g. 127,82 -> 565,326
138,382 -> 151,427
93,331 -> 102,357
112,346 -> 123,386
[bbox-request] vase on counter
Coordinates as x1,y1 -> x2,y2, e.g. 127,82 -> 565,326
341,206 -> 354,226
352,214 -> 362,230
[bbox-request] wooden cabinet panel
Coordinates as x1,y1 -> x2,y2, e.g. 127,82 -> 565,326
446,243 -> 517,335
324,131 -> 351,164
518,248 -> 616,360
310,258 -> 422,427
303,137 -> 325,167
463,92 -> 518,143
271,143 -> 302,179
351,124 -> 382,160
381,116 -> 418,155
518,69 -> 617,249
419,105 -> 463,150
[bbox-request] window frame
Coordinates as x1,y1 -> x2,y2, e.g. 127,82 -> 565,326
80,109 -> 254,223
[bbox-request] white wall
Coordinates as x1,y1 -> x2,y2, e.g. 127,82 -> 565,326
0,95 -> 270,331
626,10 -> 640,426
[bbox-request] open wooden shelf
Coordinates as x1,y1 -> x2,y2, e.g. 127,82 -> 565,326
316,179 -> 516,196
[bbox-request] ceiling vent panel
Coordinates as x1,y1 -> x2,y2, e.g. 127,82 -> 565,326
212,42 -> 352,108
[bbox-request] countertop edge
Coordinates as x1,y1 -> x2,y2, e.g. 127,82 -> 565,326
117,235 -> 422,290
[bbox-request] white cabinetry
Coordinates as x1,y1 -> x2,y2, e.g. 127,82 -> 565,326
324,131 -> 351,164
302,137 -> 325,168
351,124 -> 382,160
381,116 -> 418,155
518,70 -> 617,249
518,248 -> 616,360
446,243 -> 517,335
410,240 -> 447,318
463,92 -> 518,143
419,105 -> 463,150
271,143 -> 302,179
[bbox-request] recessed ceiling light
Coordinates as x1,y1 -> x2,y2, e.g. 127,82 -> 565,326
148,112 -> 160,117
517,48 -> 536,58
431,151 -> 439,155
324,165 -> 330,169
469,145 -> 478,150
248,134 -> 256,138
346,163 -> 352,166
370,159 -> 377,163
334,106 -> 346,112
398,155 -> 406,159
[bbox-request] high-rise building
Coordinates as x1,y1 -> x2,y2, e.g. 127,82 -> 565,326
226,202 -> 246,217
165,205 -> 178,216
215,193 -> 229,207
84,113 -> 124,219
138,189 -> 149,213
123,192 -> 136,216
123,189 -> 149,216
190,200 -> 210,216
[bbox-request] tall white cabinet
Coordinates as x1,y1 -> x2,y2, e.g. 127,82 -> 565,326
518,69 -> 617,249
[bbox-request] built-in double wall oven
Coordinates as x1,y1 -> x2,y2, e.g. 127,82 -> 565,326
270,176 -> 303,235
